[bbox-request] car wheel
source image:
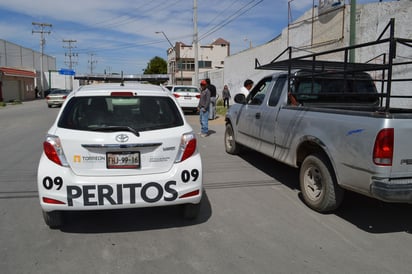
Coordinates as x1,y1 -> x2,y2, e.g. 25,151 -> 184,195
183,203 -> 200,220
299,153 -> 344,213
224,123 -> 240,155
42,210 -> 63,229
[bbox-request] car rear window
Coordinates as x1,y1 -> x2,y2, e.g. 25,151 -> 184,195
174,87 -> 199,93
58,96 -> 184,131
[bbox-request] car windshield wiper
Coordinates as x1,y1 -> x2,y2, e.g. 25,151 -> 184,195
91,126 -> 140,137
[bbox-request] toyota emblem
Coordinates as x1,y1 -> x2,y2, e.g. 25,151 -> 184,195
115,134 -> 129,143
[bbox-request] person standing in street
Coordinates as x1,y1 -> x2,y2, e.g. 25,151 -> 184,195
206,78 -> 217,120
198,79 -> 211,137
239,79 -> 254,98
222,84 -> 231,108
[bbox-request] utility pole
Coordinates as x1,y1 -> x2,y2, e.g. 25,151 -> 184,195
63,39 -> 78,69
155,31 -> 176,84
63,39 -> 77,90
88,53 -> 97,75
32,22 -> 52,97
349,0 -> 357,63
193,0 -> 199,86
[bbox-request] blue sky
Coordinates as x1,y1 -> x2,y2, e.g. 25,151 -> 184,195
0,0 -> 385,74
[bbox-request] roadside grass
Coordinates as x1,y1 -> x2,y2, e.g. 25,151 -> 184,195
216,98 -> 228,117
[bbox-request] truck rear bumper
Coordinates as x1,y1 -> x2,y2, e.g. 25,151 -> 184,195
371,180 -> 412,203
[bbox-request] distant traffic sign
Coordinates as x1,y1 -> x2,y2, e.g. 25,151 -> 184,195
58,68 -> 75,76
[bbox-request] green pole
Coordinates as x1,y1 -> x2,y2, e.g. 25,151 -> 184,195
349,0 -> 357,63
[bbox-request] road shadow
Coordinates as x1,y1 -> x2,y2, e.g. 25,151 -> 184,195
238,149 -> 412,234
59,190 -> 212,234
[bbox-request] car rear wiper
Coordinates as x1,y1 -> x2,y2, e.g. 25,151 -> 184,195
91,126 -> 140,137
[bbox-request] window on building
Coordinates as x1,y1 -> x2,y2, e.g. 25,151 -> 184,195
199,61 -> 212,69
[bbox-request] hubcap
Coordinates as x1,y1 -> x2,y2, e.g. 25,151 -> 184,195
304,166 -> 323,201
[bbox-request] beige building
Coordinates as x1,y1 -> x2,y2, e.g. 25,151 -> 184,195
166,38 -> 230,85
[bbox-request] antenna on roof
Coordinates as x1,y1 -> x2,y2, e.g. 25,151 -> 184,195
120,70 -> 124,86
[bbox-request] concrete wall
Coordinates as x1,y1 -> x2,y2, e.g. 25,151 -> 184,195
48,71 -> 80,91
0,39 -> 56,93
219,0 -> 412,106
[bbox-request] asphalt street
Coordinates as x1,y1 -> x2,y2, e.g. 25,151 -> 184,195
1,100 -> 412,274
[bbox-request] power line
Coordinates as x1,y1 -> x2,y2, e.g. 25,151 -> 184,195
199,0 -> 263,41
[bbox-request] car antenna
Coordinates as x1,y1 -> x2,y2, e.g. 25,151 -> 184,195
120,70 -> 124,86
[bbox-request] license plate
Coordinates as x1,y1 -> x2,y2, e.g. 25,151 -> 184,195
107,151 -> 140,169
184,96 -> 192,100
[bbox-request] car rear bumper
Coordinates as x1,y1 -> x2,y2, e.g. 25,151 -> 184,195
371,179 -> 412,203
38,153 -> 203,211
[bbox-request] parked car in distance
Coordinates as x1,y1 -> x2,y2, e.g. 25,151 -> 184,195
169,85 -> 200,113
46,89 -> 71,108
37,82 -> 203,228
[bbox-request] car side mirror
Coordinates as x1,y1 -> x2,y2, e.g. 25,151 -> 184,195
234,94 -> 246,104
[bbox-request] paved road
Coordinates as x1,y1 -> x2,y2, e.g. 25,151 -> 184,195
1,100 -> 412,274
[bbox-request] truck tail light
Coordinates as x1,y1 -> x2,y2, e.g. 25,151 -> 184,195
175,132 -> 197,163
373,128 -> 394,166
43,135 -> 69,167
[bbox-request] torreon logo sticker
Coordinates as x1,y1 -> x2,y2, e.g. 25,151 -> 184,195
73,155 -> 106,163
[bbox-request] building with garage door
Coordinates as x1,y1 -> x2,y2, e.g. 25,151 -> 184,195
0,39 -> 56,102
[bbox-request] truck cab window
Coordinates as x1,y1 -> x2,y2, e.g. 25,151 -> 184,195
248,77 -> 272,105
269,76 -> 286,106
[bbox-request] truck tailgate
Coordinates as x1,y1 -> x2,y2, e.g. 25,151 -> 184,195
391,120 -> 412,175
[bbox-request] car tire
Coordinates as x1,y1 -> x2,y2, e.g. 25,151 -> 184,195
42,210 -> 63,229
183,203 -> 200,220
299,153 -> 344,213
224,123 -> 240,155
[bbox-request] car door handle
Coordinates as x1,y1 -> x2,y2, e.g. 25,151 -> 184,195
255,112 -> 261,119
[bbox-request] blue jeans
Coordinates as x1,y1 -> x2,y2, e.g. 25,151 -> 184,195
199,108 -> 209,134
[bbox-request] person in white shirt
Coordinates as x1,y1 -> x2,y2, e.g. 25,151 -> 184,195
239,79 -> 254,98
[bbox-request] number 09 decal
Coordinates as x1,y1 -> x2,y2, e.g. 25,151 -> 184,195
43,176 -> 63,190
181,169 -> 199,183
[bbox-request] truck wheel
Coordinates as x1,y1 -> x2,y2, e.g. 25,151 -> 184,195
299,153 -> 343,213
225,123 -> 240,155
42,210 -> 63,229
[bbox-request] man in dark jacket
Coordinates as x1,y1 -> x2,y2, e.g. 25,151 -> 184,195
206,78 -> 217,120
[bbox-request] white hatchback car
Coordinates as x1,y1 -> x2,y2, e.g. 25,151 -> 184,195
37,83 -> 202,228
169,85 -> 200,113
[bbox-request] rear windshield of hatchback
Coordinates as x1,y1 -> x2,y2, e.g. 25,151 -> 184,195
58,96 -> 184,131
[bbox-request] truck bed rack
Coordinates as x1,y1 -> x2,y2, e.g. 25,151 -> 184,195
255,18 -> 412,111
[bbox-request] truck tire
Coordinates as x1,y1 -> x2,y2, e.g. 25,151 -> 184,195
42,210 -> 63,229
225,123 -> 240,155
299,153 -> 343,213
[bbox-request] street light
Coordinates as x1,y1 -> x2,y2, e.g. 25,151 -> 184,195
156,31 -> 176,84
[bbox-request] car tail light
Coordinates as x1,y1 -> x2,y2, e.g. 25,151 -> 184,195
175,132 -> 197,163
46,96 -> 50,99
196,94 -> 201,99
173,93 -> 181,98
180,189 -> 200,199
43,135 -> 69,167
373,128 -> 394,166
43,197 -> 66,205
111,92 -> 133,97
62,95 -> 67,99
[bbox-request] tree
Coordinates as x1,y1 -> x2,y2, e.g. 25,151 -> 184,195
144,56 -> 167,74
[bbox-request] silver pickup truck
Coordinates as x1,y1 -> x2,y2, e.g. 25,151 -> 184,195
224,21 -> 412,212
